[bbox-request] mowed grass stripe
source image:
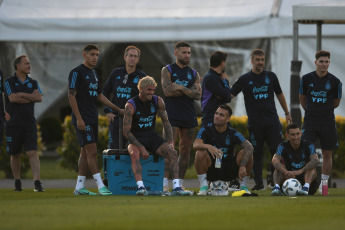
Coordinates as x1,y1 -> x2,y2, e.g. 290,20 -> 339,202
1,189 -> 345,230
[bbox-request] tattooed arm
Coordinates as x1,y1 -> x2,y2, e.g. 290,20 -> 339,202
68,88 -> 85,130
123,102 -> 149,158
178,72 -> 202,100
239,140 -> 254,166
193,138 -> 223,159
272,154 -> 289,175
161,67 -> 184,97
238,140 -> 254,179
157,97 -> 174,146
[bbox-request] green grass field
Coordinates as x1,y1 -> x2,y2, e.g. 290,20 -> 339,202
1,188 -> 345,230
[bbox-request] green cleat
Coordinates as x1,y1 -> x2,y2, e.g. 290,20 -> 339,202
197,186 -> 208,196
74,188 -> 97,195
98,186 -> 112,196
240,186 -> 251,194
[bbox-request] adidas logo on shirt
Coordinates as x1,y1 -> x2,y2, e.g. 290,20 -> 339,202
86,76 -> 90,79
309,83 -> 314,87
173,73 -> 178,77
249,81 -> 253,85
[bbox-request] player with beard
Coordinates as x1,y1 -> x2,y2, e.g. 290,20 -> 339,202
123,76 -> 190,196
161,41 -> 201,191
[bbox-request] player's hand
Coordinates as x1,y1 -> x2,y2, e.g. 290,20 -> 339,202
77,118 -> 86,131
238,166 -> 247,180
207,145 -> 222,159
106,113 -> 115,123
140,147 -> 149,160
220,72 -> 229,80
286,114 -> 292,124
4,112 -> 10,122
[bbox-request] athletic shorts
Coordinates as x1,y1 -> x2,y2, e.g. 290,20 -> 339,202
207,153 -> 239,182
170,119 -> 198,129
6,125 -> 38,155
295,173 -> 320,195
74,123 -> 98,147
133,132 -> 166,154
302,124 -> 338,150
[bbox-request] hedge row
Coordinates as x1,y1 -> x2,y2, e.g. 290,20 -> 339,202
57,115 -> 345,177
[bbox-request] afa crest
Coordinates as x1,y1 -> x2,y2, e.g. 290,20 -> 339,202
27,82 -> 32,88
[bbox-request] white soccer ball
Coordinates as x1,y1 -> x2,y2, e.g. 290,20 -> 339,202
282,178 -> 302,196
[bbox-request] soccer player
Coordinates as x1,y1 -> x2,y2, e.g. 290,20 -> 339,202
230,48 -> 292,190
201,51 -> 231,126
123,76 -> 190,196
103,46 -> 146,149
5,55 -> 44,192
299,50 -> 342,193
68,44 -> 123,196
193,105 -> 254,195
161,41 -> 201,191
271,123 -> 319,196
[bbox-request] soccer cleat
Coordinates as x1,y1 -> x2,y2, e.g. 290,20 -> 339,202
197,186 -> 208,196
34,180 -> 45,192
98,186 -> 112,196
14,180 -> 22,192
228,179 -> 240,191
298,186 -> 309,196
240,186 -> 251,194
271,186 -> 283,196
136,187 -> 149,196
171,187 -> 190,196
73,188 -> 97,195
251,183 -> 265,191
163,185 -> 169,192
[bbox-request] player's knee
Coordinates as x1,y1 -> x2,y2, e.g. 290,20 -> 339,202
26,150 -> 38,158
129,150 -> 140,161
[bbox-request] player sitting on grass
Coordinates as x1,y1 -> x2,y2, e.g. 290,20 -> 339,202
271,123 -> 319,196
193,105 -> 254,196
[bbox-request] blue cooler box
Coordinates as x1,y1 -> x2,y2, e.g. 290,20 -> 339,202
103,149 -> 164,195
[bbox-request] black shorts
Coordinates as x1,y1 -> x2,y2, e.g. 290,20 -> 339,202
207,153 -> 239,182
295,174 -> 320,195
6,125 -> 38,155
134,132 -> 166,154
302,124 -> 338,150
74,124 -> 98,147
170,119 -> 198,129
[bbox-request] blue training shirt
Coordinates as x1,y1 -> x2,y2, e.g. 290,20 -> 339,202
230,70 -> 282,127
68,64 -> 102,125
196,124 -> 246,160
299,71 -> 342,126
276,139 -> 316,171
102,67 -> 146,115
165,63 -> 198,128
4,73 -> 42,127
201,68 -> 231,125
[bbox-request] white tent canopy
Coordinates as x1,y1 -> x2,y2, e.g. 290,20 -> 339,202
0,0 -> 344,120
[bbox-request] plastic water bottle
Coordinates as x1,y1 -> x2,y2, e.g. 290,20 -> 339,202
322,179 -> 328,196
215,156 -> 222,168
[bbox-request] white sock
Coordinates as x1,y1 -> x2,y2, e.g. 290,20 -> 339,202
198,174 -> 208,188
304,183 -> 310,189
172,179 -> 180,189
75,175 -> 86,190
180,179 -> 184,187
93,173 -> 105,189
137,181 -> 144,189
275,184 -> 280,188
321,174 -> 329,180
240,176 -> 250,187
163,177 -> 168,187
